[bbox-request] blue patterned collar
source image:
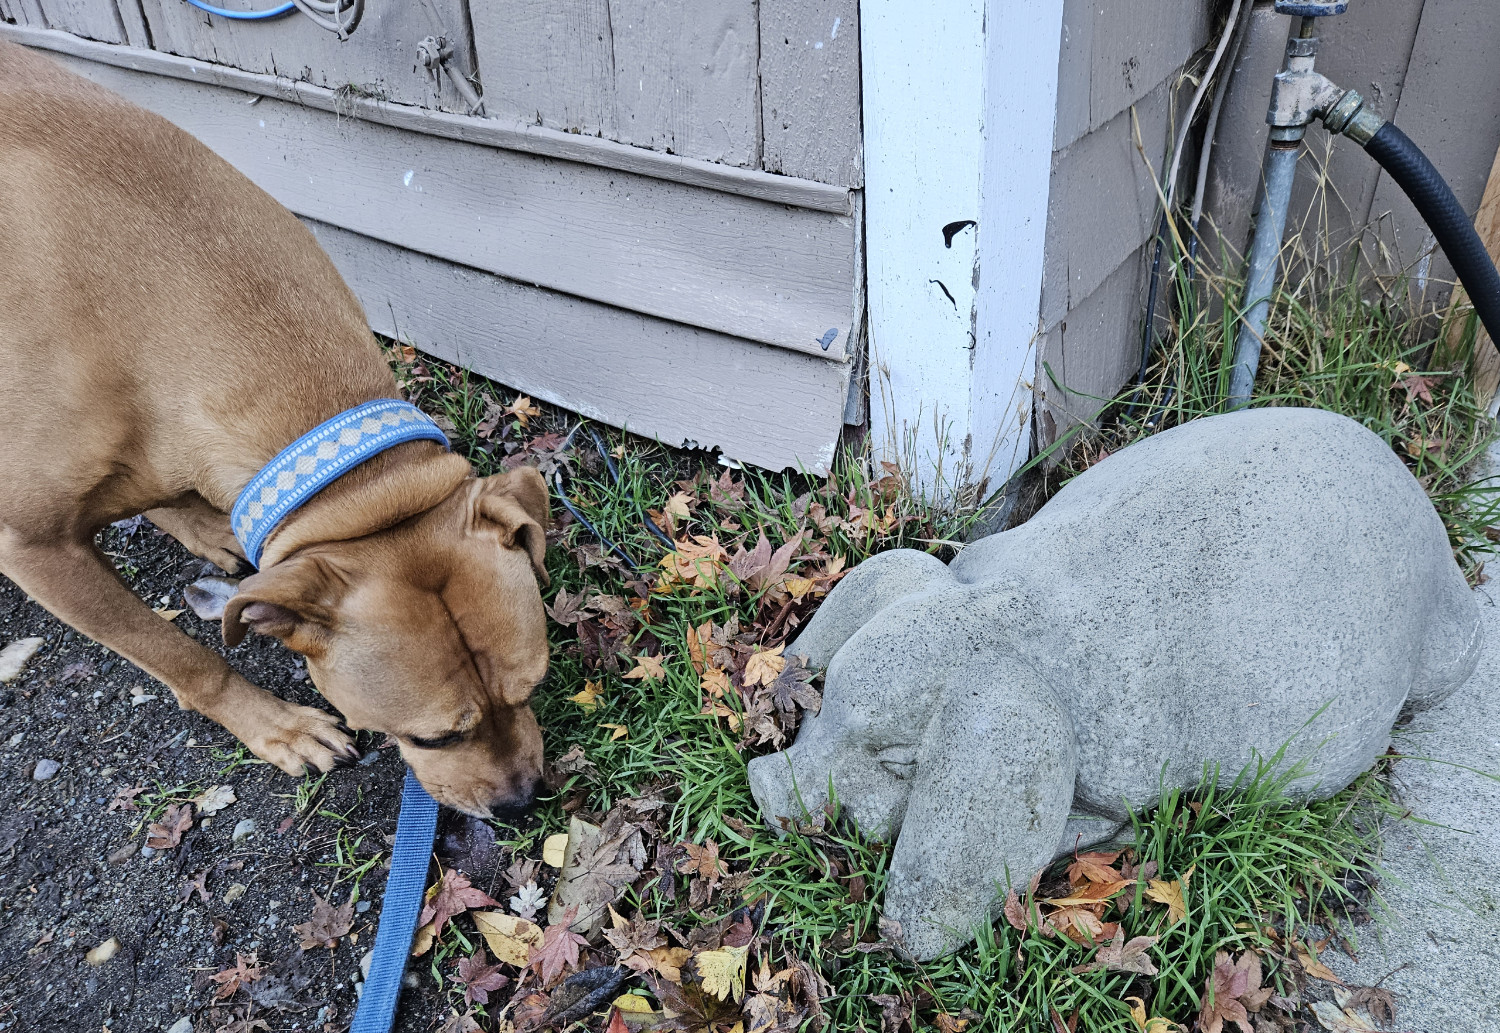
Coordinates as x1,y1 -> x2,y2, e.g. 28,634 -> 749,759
231,399 -> 449,568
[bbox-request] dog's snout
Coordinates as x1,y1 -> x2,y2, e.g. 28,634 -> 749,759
489,776 -> 541,822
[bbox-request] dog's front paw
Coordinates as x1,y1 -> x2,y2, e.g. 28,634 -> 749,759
246,701 -> 360,776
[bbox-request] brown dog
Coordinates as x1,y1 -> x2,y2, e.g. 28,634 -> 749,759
0,42 -> 550,818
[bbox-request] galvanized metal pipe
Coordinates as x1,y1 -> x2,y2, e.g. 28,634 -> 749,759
1228,143 -> 1300,407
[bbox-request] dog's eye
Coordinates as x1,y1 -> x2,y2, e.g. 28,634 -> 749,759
874,744 -> 918,779
408,731 -> 465,750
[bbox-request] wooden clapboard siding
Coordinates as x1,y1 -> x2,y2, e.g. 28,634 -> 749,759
473,0 -> 763,169
305,219 -> 849,473
47,52 -> 859,362
470,0 -> 616,138
759,0 -> 862,187
32,0 -> 123,40
134,0 -> 473,112
608,0 -> 759,167
7,24 -> 851,213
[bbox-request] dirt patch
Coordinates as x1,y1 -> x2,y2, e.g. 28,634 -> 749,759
0,521 -> 506,1032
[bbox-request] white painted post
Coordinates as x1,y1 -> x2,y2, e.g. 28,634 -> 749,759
861,0 -> 1066,502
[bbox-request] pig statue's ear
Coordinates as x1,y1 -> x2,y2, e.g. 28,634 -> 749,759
881,662 -> 1076,961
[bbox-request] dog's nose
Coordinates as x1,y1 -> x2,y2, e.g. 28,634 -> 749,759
489,777 -> 540,822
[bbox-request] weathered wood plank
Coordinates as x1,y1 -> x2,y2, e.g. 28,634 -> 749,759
1441,144 -> 1500,407
305,219 -> 849,474
135,0 -> 472,111
33,0 -> 123,41
1367,0 -> 1500,277
47,50 -> 858,360
1086,0 -> 1210,141
5,25 -> 852,214
470,0 -> 615,138
759,0 -> 861,187
114,0 -> 151,48
0,0 -> 44,25
608,0 -> 759,167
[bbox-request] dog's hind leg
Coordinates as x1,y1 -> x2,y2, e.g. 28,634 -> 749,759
788,549 -> 955,668
0,530 -> 357,774
144,493 -> 246,574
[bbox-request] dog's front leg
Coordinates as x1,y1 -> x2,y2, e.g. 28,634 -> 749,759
0,532 -> 357,774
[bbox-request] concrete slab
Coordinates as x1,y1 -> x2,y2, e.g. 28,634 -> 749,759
1325,583 -> 1500,1031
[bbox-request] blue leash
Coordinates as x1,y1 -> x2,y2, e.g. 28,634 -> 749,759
351,770 -> 439,1033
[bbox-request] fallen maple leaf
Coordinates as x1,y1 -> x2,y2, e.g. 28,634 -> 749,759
602,906 -> 667,976
146,803 -> 194,850
624,654 -> 667,681
1295,940 -> 1345,985
1145,877 -> 1187,926
294,891 -> 355,950
598,722 -> 628,741
1198,950 -> 1273,1033
1067,849 -> 1123,886
415,869 -> 499,948
1070,926 -> 1158,975
455,947 -> 509,1005
743,645 -> 787,688
569,680 -> 603,712
190,784 -> 237,814
695,942 -> 749,1003
107,785 -> 145,812
209,952 -> 264,1000
528,905 -> 588,985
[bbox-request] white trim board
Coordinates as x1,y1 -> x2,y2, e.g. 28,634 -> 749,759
861,0 -> 1064,497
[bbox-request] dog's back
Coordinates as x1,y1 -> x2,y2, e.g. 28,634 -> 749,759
0,40 -> 390,524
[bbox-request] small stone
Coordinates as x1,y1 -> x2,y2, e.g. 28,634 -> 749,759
223,883 -> 247,904
131,693 -> 158,706
402,972 -> 418,989
106,841 -> 140,865
231,819 -> 256,845
32,759 -> 61,781
355,900 -> 371,914
84,936 -> 120,966
165,1018 -> 194,1033
358,750 -> 381,766
140,845 -> 157,859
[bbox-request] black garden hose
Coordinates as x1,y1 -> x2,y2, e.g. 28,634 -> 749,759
1362,121 -> 1500,346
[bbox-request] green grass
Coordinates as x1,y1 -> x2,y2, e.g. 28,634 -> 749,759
385,211 -> 1497,1029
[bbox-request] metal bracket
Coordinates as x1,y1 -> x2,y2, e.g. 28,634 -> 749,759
416,35 -> 486,117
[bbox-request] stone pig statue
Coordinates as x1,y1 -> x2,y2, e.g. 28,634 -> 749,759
748,408 -> 1480,960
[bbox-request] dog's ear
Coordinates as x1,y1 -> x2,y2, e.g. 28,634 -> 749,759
474,468 -> 550,586
221,555 -> 341,648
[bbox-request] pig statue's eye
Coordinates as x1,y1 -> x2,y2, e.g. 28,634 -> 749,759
875,744 -> 918,779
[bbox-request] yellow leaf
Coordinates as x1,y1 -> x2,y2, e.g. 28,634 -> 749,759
624,655 -> 667,681
743,646 -> 786,688
701,698 -> 741,731
1144,1020 -> 1181,1033
647,945 -> 691,983
1127,996 -> 1147,1031
700,667 -> 731,699
542,833 -> 570,868
663,492 -> 695,525
153,608 -> 184,621
410,920 -> 437,957
685,620 -> 716,673
785,577 -> 817,600
599,723 -> 628,741
569,681 -> 603,712
612,993 -> 656,1015
696,943 -> 749,1003
1145,879 -> 1187,926
1296,941 -> 1345,985
471,910 -> 543,967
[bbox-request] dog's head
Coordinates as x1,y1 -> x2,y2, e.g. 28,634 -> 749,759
222,468 -> 551,818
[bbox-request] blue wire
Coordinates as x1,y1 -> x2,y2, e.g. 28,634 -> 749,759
181,0 -> 296,20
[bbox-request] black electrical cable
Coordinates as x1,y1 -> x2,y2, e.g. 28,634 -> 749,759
586,426 -> 676,554
1362,122 -> 1500,347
